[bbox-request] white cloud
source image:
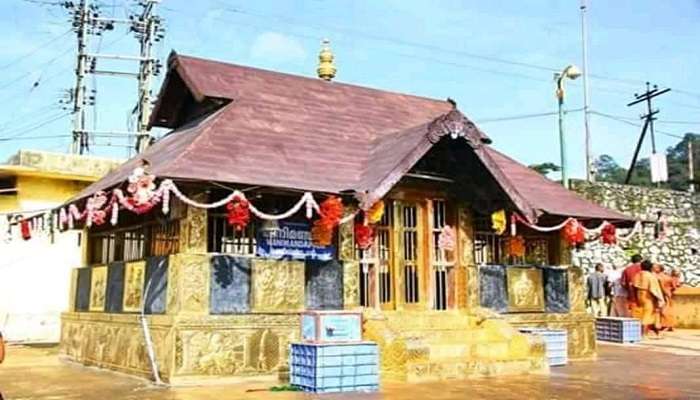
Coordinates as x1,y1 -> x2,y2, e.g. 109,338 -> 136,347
249,32 -> 307,65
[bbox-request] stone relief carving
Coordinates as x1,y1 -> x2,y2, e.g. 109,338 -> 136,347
251,259 -> 304,312
506,268 -> 544,312
180,254 -> 209,314
123,261 -> 146,312
89,266 -> 107,312
343,261 -> 360,309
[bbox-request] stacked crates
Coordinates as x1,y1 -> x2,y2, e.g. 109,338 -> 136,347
519,328 -> 568,367
289,342 -> 379,393
595,317 -> 642,343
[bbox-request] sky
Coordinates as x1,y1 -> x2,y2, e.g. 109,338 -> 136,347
0,0 -> 699,181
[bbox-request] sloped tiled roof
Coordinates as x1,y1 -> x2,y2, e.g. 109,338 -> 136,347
74,53 -> 632,224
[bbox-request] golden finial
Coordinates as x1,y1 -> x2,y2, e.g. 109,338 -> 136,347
316,39 -> 336,81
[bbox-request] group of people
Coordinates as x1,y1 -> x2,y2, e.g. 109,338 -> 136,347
587,254 -> 682,337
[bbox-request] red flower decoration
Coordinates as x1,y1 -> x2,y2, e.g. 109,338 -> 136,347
226,196 -> 250,231
601,223 -> 617,245
312,196 -> 344,246
355,223 -> 374,250
20,220 -> 31,241
563,219 -> 585,246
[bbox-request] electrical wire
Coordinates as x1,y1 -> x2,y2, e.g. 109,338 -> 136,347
0,134 -> 72,142
590,110 -> 686,140
475,108 -> 583,124
0,28 -> 72,71
0,112 -> 71,141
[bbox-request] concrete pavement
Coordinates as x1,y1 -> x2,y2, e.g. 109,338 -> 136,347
1,330 -> 700,399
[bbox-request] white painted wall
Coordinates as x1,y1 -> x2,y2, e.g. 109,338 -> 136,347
0,200 -> 82,343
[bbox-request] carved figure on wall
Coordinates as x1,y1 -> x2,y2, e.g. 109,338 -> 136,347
89,266 -> 107,311
252,261 -> 304,311
123,262 -> 146,312
506,268 -> 545,312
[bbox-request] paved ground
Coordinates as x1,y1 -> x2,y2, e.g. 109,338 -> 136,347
2,330 -> 700,400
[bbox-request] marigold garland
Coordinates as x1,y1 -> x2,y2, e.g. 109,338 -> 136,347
354,223 -> 375,250
226,196 -> 251,231
506,235 -> 526,258
311,196 -> 344,246
562,219 -> 585,246
601,223 -> 617,245
366,201 -> 385,224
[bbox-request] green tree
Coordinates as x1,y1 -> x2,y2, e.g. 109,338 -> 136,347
593,132 -> 699,190
529,162 -> 561,177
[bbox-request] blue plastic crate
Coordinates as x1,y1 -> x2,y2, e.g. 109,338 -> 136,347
595,317 -> 641,343
289,342 -> 380,393
519,328 -> 568,367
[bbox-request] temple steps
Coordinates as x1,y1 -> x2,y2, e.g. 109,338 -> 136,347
362,309 -> 547,382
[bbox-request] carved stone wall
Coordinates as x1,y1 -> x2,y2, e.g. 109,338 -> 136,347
60,312 -> 300,383
180,193 -> 208,254
457,205 -> 478,310
251,259 -> 304,312
343,261 -> 360,309
168,254 -> 210,315
60,313 -> 173,379
505,312 -> 596,360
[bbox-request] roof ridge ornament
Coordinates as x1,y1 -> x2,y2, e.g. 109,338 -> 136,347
317,39 -> 336,81
427,109 -> 478,144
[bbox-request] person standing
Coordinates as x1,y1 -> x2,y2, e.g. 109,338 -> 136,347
621,254 -> 643,318
633,260 -> 665,337
655,265 -> 681,332
587,263 -> 608,317
607,264 -> 629,317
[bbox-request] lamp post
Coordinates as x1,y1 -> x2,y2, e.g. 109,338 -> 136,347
555,65 -> 582,188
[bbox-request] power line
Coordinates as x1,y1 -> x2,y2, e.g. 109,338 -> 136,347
0,28 -> 71,71
590,110 -> 685,140
216,5 -> 700,103
0,112 -> 71,141
0,134 -> 72,142
476,108 -> 583,124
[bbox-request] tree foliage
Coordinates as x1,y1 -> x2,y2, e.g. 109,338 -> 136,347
529,162 -> 561,177
594,133 -> 699,190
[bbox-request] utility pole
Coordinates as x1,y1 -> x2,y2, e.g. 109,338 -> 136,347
61,0 -> 164,156
69,0 -> 90,154
624,82 -> 671,184
580,0 -> 593,181
690,137 -> 696,193
134,0 -> 161,153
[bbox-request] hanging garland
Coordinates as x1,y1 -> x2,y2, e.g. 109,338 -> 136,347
506,235 -> 526,258
311,196 -> 344,246
226,195 -> 250,231
366,201 -> 385,224
491,209 -> 507,235
601,222 -> 617,245
562,219 -> 585,247
354,223 -> 374,250
510,213 -> 642,243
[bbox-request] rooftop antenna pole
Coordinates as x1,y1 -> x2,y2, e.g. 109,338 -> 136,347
580,0 -> 593,181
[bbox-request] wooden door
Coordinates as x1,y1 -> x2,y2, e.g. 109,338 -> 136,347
394,201 -> 425,309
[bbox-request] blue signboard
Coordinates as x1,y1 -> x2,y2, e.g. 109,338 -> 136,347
256,221 -> 335,261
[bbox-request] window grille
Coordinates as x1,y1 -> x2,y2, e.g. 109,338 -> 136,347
401,204 -> 420,304
430,199 -> 452,310
207,212 -> 257,256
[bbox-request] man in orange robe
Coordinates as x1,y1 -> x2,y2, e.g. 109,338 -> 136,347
634,260 -> 665,337
620,254 -> 643,317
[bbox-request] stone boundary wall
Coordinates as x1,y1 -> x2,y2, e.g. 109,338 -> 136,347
570,180 -> 700,286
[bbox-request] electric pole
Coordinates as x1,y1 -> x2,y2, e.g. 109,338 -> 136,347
134,0 -> 162,153
61,0 -> 164,156
69,0 -> 90,154
690,137 -> 696,193
580,0 -> 593,181
624,82 -> 671,184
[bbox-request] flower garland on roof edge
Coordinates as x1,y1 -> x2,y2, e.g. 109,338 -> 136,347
509,213 -> 642,243
58,166 -> 360,233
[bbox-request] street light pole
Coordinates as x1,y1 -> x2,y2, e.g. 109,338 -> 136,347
555,65 -> 581,189
556,74 -> 568,188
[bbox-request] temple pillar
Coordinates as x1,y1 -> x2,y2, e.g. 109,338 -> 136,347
457,204 -> 478,310
167,193 -> 210,316
338,206 -> 360,309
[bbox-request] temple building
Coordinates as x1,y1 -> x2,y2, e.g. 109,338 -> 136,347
59,45 -> 635,384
